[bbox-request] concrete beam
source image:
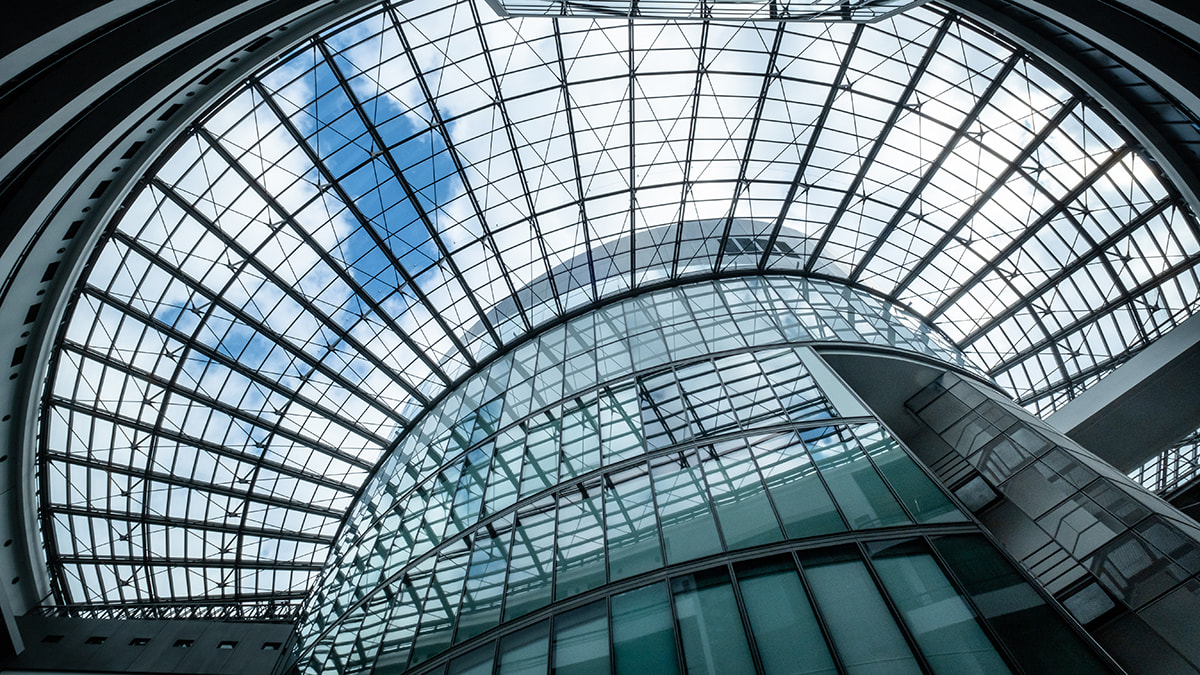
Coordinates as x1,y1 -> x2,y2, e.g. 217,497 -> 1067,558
1048,311 -> 1200,472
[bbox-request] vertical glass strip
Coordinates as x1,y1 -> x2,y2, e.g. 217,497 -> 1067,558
497,621 -> 550,675
612,582 -> 681,675
700,441 -> 784,550
553,600 -> 611,675
736,556 -> 837,675
651,453 -> 723,564
605,464 -> 664,581
854,423 -> 965,524
806,427 -> 911,529
931,535 -> 1111,674
869,540 -> 1010,674
754,432 -> 845,539
671,567 -> 758,675
803,553 -> 922,674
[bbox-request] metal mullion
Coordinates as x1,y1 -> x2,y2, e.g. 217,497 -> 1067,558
78,285 -> 396,449
49,504 -> 333,547
248,78 -> 477,374
151,177 -> 432,409
628,20 -> 637,291
44,447 -> 342,519
106,229 -> 408,430
713,23 -> 786,272
60,330 -> 382,464
388,6 -> 537,331
757,24 -> 864,271
58,553 -> 324,572
925,146 -> 1132,322
670,20 -> 709,279
848,50 -> 1024,283
314,40 -> 504,350
195,125 -> 454,389
804,17 -> 954,272
957,196 -> 1173,349
467,0 -> 565,319
552,20 -> 600,301
887,98 -> 1079,301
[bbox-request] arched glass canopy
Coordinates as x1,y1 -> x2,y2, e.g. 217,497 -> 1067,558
39,0 -> 1200,617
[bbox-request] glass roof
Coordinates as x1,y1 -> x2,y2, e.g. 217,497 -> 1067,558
39,0 -> 1200,616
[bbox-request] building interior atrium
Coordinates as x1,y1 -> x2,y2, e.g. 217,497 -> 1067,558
2,0 -> 1200,673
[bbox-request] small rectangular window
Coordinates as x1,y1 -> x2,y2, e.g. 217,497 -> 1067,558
262,642 -> 282,651
85,636 -> 106,645
129,637 -> 151,646
218,640 -> 238,649
174,639 -> 194,648
41,634 -> 63,643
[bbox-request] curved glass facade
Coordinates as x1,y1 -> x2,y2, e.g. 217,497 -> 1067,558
296,279 -> 1107,673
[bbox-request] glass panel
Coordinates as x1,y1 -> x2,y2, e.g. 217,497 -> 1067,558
652,453 -> 723,564
806,427 -> 911,529
612,582 -> 681,675
753,433 -> 845,539
448,643 -> 495,675
553,600 -> 610,675
561,398 -> 602,479
411,546 -> 471,666
671,567 -> 757,675
555,483 -> 607,600
700,441 -> 784,550
931,535 -> 1111,674
605,464 -> 664,581
803,552 -> 922,674
498,621 -> 550,675
855,424 -> 965,524
869,540 -> 1010,674
455,515 -> 513,643
737,556 -> 838,675
503,499 -> 556,620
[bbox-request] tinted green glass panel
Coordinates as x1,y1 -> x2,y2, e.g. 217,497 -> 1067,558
701,443 -> 784,550
455,516 -> 512,643
520,418 -> 560,495
737,557 -> 837,675
754,433 -> 845,538
652,454 -> 723,564
503,501 -> 556,620
554,600 -> 610,675
803,556 -> 922,675
498,621 -> 550,675
806,427 -> 911,529
855,424 -> 964,524
555,487 -> 607,600
410,549 -> 470,665
448,643 -> 494,675
612,582 -> 681,675
870,542 -> 1010,674
672,568 -> 757,675
605,465 -> 664,581
931,535 -> 1111,674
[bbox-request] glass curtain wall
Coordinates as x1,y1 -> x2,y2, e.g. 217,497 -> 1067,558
297,280 -> 1108,674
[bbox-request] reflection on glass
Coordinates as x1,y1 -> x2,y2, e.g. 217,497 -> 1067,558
612,582 -> 681,675
870,541 -> 1010,674
555,485 -> 607,600
498,621 -> 550,675
701,442 -> 784,549
855,424 -> 964,524
503,500 -> 555,620
605,464 -> 664,581
803,554 -> 922,674
455,516 -> 512,643
671,567 -> 757,675
553,600 -> 610,675
931,535 -> 1110,674
448,643 -> 494,675
652,454 -> 723,564
806,427 -> 911,529
737,557 -> 838,675
754,433 -> 845,538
